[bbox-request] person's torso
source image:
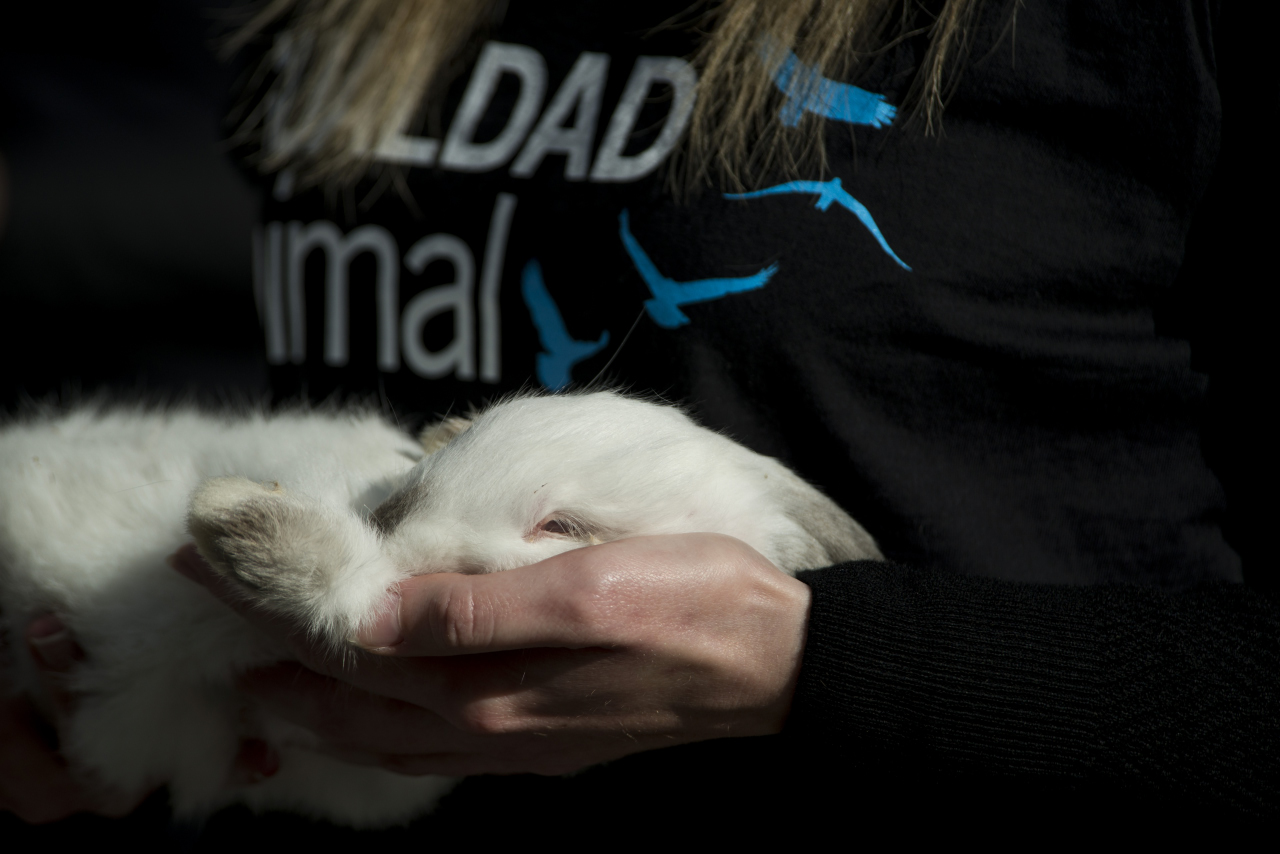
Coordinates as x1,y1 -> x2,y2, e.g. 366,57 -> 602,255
254,0 -> 1238,588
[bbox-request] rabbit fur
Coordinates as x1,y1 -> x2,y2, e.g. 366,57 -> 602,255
0,391 -> 879,826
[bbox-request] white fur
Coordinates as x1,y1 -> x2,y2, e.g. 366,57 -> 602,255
0,392 -> 878,826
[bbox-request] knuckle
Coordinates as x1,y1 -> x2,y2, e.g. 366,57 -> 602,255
433,584 -> 489,650
560,588 -> 600,633
560,565 -> 612,629
451,699 -> 515,736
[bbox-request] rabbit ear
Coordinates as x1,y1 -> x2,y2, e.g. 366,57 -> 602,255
418,416 -> 473,455
187,477 -> 398,644
764,465 -> 883,570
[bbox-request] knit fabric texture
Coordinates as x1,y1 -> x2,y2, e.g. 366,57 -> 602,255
791,562 -> 1280,816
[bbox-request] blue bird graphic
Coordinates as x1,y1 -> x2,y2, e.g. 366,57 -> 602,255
769,49 -> 897,129
521,259 -> 610,391
724,177 -> 911,271
619,210 -> 778,329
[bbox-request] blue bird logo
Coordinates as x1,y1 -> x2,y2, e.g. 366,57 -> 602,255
724,177 -> 911,270
619,210 -> 778,329
521,259 -> 610,391
769,49 -> 897,129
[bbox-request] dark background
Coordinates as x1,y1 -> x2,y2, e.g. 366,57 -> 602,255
0,0 -> 1273,844
0,0 -> 266,410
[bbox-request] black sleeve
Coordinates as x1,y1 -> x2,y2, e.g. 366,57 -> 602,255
790,564 -> 1279,816
784,1 -> 1279,819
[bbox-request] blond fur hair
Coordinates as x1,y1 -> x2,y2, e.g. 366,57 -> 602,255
226,0 -> 987,189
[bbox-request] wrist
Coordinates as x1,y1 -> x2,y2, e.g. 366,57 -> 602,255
758,571 -> 813,734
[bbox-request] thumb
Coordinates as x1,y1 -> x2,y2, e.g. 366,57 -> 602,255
26,615 -> 84,719
20,615 -> 157,818
352,550 -> 611,656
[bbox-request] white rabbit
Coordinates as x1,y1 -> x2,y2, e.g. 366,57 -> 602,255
0,391 -> 879,826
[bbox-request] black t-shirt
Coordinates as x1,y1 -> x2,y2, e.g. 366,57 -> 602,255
236,0 -> 1280,829
259,0 -> 1236,589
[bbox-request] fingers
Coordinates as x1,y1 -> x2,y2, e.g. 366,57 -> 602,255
355,539 -> 664,657
157,532 -> 812,784
237,664 -> 610,778
27,615 -> 84,720
171,535 -> 621,658
173,533 -> 778,669
0,695 -> 92,823
238,663 -> 462,755
354,568 -> 584,656
10,613 -> 271,823
3,618 -> 127,823
236,665 -> 477,774
312,746 -> 478,776
313,745 -> 548,777
27,615 -> 83,671
239,646 -> 652,749
357,534 -> 786,659
172,532 -> 806,771
327,645 -> 629,725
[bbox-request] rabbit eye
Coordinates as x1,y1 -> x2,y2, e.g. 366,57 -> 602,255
527,514 -> 608,545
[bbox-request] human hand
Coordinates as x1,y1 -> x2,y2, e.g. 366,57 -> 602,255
0,615 -> 281,823
0,616 -> 146,822
169,533 -> 812,777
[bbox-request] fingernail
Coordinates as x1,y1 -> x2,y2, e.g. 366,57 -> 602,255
27,614 -> 66,640
28,618 -> 82,671
167,544 -> 207,584
352,590 -> 402,653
